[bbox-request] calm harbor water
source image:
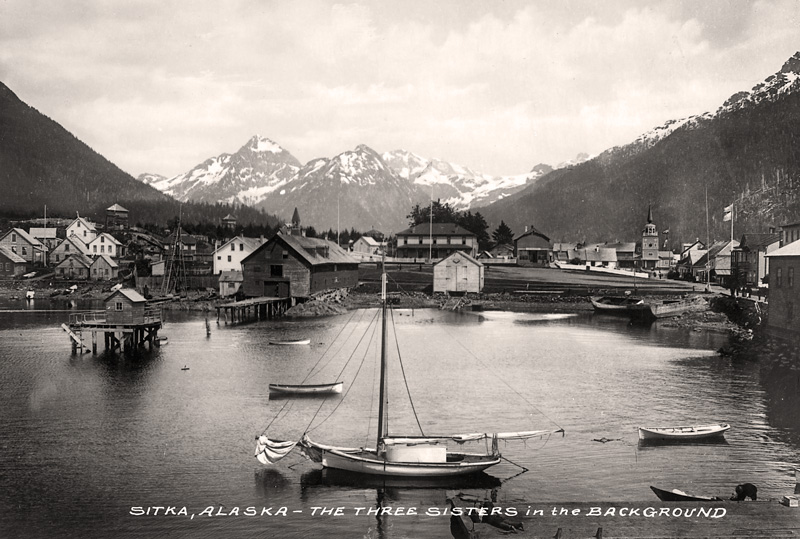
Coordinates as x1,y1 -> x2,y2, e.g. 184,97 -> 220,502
1,300 -> 798,538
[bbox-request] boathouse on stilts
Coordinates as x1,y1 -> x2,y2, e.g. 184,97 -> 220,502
64,288 -> 163,354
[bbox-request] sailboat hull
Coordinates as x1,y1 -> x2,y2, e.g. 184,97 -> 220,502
320,448 -> 501,477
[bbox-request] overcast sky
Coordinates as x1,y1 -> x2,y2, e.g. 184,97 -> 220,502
2,0 -> 799,178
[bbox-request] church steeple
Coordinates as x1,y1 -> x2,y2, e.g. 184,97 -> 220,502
647,204 -> 653,224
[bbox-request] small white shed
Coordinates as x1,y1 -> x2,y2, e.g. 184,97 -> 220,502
433,251 -> 484,294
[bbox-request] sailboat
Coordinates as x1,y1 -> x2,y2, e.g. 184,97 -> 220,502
256,258 -> 564,477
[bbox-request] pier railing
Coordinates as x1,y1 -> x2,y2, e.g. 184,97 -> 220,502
68,305 -> 163,326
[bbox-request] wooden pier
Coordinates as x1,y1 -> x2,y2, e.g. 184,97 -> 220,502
65,305 -> 163,354
215,296 -> 300,324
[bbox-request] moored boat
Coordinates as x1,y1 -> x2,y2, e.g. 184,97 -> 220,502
629,295 -> 708,320
650,485 -> 723,502
638,423 -> 730,441
268,382 -> 343,395
269,338 -> 310,345
590,295 -> 644,313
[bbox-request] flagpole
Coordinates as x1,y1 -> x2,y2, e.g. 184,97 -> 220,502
731,203 -> 734,242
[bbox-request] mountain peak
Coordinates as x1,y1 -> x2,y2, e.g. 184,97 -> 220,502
780,51 -> 800,74
242,135 -> 286,154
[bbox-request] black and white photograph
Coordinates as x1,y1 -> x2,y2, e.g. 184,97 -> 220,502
1,1 -> 800,537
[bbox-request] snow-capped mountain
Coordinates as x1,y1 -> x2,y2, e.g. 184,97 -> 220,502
381,150 -> 547,209
479,51 -> 800,245
257,145 -> 423,232
140,136 -> 301,205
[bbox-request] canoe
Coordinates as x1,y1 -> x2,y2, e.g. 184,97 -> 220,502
269,338 -> 310,345
590,295 -> 644,313
650,486 -> 723,502
638,423 -> 730,441
269,382 -> 343,395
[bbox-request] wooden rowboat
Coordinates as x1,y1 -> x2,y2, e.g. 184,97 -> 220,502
590,295 -> 644,314
268,382 -> 343,395
650,485 -> 723,502
638,423 -> 730,441
269,338 -> 310,345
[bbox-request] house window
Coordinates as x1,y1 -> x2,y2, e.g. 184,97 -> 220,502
55,255 -> 59,262
447,237 -> 451,244
776,268 -> 783,287
433,237 -> 437,244
115,301 -> 123,311
239,244 -> 244,251
22,247 -> 27,256
789,267 -> 795,288
65,244 -> 70,252
270,265 -> 283,277
93,246 -> 97,253
217,256 -> 221,260
462,237 -> 466,245
282,250 -> 288,259
227,255 -> 232,262
11,233 -> 16,242
101,245 -> 105,253
418,237 -> 423,244
101,236 -> 105,243
11,246 -> 15,253
231,244 -> 235,251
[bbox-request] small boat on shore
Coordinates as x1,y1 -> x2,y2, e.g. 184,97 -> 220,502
650,485 -> 723,502
156,336 -> 169,345
638,423 -> 730,441
268,382 -> 343,395
629,295 -> 708,320
590,295 -> 644,313
269,338 -> 310,345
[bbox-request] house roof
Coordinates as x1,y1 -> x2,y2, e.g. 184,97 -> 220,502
105,288 -> 146,303
213,236 -> 264,255
3,228 -> 44,247
396,223 -> 475,237
766,241 -> 800,257
218,270 -> 243,282
106,203 -> 128,212
222,213 -> 236,221
244,233 -> 358,267
91,255 -> 118,268
56,253 -> 93,269
163,228 -> 197,245
552,242 -> 577,252
738,233 -> 781,251
61,236 -> 90,254
435,250 -> 483,267
28,227 -> 58,239
0,246 -> 26,263
513,225 -> 550,243
69,216 -> 96,231
91,233 -> 122,245
356,236 -> 380,246
606,242 -> 637,252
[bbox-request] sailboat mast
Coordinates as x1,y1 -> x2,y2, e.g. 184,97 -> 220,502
376,253 -> 389,446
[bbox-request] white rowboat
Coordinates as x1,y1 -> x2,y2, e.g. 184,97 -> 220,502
638,423 -> 730,441
268,382 -> 343,395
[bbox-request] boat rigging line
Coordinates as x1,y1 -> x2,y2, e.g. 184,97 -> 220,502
389,306 -> 426,437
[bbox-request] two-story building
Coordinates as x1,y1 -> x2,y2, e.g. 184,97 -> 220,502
764,241 -> 800,340
88,233 -> 123,259
514,225 -> 552,267
66,216 -> 97,244
732,233 -> 781,288
105,204 -> 129,230
55,253 -> 93,279
0,228 -> 46,266
241,233 -> 359,298
50,237 -> 91,265
212,236 -> 266,274
394,223 -> 477,260
90,255 -> 119,281
779,221 -> 800,247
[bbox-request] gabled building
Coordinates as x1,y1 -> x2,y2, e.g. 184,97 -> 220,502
66,216 -> 97,243
694,240 -> 739,287
352,235 -> 383,255
488,243 -> 514,259
0,246 -> 27,277
90,255 -> 119,281
606,242 -> 637,269
241,233 -> 359,298
513,225 -> 552,266
764,241 -> 800,340
433,251 -> 484,294
104,288 -> 149,325
732,233 -> 781,288
162,228 -> 198,262
213,236 -> 266,274
55,253 -> 93,279
28,228 -> 60,253
222,214 -> 237,229
88,233 -> 123,259
552,242 -> 578,263
0,228 -> 46,265
50,237 -> 90,265
567,244 -> 617,269
395,223 -> 477,259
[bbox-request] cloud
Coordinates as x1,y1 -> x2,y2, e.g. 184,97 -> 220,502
1,0 -> 799,177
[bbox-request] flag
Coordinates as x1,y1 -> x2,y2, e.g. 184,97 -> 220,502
662,229 -> 670,235
723,203 -> 733,222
